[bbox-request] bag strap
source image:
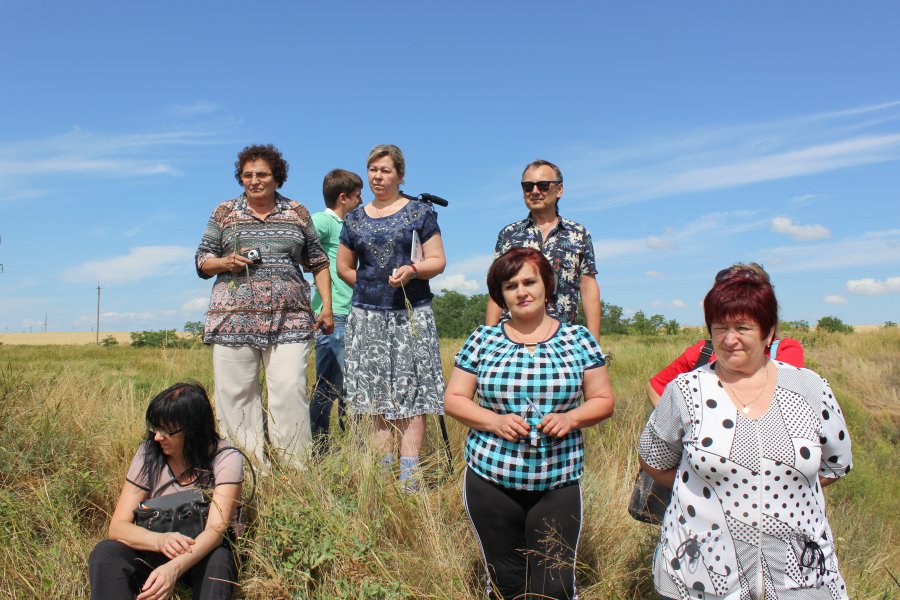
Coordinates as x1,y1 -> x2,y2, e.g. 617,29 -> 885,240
693,339 -> 715,369
151,445 -> 257,506
770,338 -> 780,361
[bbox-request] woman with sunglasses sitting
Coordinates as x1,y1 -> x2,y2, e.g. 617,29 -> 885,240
444,247 -> 615,600
638,265 -> 852,599
89,383 -> 244,600
645,263 -> 805,408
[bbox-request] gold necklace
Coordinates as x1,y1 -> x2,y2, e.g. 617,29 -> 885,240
506,318 -> 555,348
370,198 -> 401,218
721,361 -> 770,415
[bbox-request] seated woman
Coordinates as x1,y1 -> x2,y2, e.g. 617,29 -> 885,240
89,383 -> 244,600
638,266 -> 852,599
444,247 -> 615,600
645,262 -> 804,407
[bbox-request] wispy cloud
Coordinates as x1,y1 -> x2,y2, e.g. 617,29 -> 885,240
168,101 -> 221,117
432,274 -> 480,294
433,253 -> 494,294
763,229 -> 900,272
0,125 -> 227,201
181,297 -> 209,311
561,101 -> 900,208
825,295 -> 848,305
670,299 -> 686,309
770,217 -> 831,241
645,270 -> 665,279
845,276 -> 900,295
61,245 -> 195,283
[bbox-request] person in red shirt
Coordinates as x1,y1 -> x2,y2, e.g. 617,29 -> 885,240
645,263 -> 804,407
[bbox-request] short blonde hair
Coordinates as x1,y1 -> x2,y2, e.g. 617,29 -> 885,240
366,144 -> 406,179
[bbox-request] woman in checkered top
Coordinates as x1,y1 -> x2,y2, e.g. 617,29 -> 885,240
444,247 -> 615,600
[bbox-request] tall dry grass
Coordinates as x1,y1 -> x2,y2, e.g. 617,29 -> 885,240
0,331 -> 897,599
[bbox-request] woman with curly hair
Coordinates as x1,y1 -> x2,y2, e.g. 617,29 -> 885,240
195,144 -> 333,466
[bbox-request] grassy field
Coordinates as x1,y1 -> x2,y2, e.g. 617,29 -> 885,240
0,330 -> 897,599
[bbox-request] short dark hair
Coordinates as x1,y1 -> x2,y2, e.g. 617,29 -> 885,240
234,144 -> 289,188
487,247 -> 557,310
322,169 -> 363,208
521,159 -> 563,183
703,273 -> 779,338
141,382 -> 223,486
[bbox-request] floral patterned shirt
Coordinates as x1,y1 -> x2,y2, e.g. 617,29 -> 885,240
195,193 -> 329,349
494,214 -> 597,324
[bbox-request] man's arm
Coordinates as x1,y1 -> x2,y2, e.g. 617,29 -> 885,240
580,273 -> 601,341
485,297 -> 503,326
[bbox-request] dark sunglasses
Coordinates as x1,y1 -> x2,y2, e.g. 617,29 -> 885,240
715,267 -> 761,283
521,180 -> 561,193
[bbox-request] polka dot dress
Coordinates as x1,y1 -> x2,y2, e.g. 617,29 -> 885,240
638,361 -> 852,599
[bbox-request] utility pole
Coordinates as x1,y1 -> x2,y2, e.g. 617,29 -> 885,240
44,313 -> 47,333
96,283 -> 101,345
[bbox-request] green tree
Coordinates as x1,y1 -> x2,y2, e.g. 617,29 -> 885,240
780,319 -> 810,332
816,316 -> 854,334
664,319 -> 681,335
183,320 -> 204,336
432,291 -> 488,338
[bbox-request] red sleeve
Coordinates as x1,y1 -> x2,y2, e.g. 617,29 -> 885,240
649,340 -> 707,395
771,337 -> 804,368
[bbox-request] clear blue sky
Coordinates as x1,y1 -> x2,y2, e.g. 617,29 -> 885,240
2,1 -> 899,333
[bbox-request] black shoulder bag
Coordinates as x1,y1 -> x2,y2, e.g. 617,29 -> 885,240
133,446 -> 255,539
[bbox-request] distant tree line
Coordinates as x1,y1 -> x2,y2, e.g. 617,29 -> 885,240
431,290 -> 682,338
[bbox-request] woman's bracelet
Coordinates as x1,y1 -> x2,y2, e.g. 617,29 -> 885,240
409,263 -> 419,278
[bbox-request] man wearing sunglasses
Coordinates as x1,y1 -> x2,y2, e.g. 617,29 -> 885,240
486,160 -> 601,341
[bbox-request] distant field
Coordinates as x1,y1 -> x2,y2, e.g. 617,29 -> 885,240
2,332 -> 148,345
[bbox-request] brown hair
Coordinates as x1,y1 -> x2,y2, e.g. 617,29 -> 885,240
322,169 -> 363,208
487,247 -> 557,309
234,144 -> 289,188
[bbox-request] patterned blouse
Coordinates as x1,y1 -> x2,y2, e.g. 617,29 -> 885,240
638,361 -> 852,599
494,214 -> 598,324
339,201 -> 440,311
195,193 -> 329,349
454,322 -> 606,491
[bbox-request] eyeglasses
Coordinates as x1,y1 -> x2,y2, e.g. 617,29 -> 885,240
521,398 -> 565,449
241,171 -> 273,182
150,427 -> 183,439
521,180 -> 561,193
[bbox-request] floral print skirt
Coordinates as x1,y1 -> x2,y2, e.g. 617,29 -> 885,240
344,304 -> 445,420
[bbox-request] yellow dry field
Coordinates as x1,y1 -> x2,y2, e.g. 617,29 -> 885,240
0,332 -> 133,345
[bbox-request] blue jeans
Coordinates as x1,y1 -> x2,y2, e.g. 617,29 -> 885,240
310,314 -> 347,449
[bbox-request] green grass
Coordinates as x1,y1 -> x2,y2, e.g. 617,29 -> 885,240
0,330 -> 897,598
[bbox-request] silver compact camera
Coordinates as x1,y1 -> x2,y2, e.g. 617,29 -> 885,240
241,248 -> 262,264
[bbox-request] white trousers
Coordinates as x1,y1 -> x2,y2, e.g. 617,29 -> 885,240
211,343 -> 311,466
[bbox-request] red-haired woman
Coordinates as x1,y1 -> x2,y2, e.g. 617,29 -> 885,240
639,267 -> 853,599
444,247 -> 615,600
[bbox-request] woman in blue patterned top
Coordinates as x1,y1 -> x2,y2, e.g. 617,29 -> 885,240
337,144 -> 446,490
444,247 -> 615,600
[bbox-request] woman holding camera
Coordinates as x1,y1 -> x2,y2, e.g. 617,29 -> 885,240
196,144 -> 333,466
89,383 -> 243,599
444,248 -> 614,599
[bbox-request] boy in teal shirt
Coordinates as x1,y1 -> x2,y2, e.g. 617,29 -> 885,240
310,169 -> 363,451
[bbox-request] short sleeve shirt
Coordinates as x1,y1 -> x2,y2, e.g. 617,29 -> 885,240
311,209 -> 354,316
195,193 -> 330,349
454,322 -> 606,490
340,201 -> 440,310
638,362 -> 852,598
494,214 -> 597,324
126,440 -> 244,531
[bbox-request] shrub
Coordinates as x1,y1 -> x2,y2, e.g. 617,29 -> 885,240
816,316 -> 854,334
781,320 -> 810,332
100,335 -> 118,347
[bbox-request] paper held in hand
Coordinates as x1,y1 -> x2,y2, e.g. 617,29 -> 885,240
411,230 -> 424,264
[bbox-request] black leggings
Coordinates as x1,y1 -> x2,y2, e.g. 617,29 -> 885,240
88,539 -> 236,599
463,468 -> 582,600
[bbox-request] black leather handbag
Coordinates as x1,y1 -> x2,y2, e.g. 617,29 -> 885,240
133,446 -> 255,539
627,469 -> 672,525
134,489 -> 210,539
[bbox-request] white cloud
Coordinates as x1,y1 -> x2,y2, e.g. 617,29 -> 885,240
645,270 -> 665,279
650,300 -> 661,308
790,193 -> 818,207
560,100 -> 900,208
770,217 -> 831,241
762,229 -> 900,273
432,274 -> 479,294
102,310 -> 177,321
181,297 -> 209,311
845,277 -> 900,295
61,246 -> 195,283
670,299 -> 686,309
825,295 -> 848,305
